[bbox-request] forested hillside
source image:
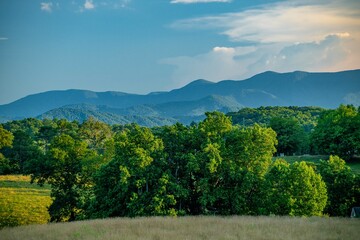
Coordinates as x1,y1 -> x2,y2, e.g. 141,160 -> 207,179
1,105 -> 359,227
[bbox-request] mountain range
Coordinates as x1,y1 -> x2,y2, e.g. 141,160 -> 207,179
1,69 -> 359,126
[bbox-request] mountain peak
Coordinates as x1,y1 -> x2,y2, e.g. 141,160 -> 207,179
185,79 -> 214,87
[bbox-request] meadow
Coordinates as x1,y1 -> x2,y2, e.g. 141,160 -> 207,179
274,155 -> 360,174
1,215 -> 359,240
0,175 -> 51,228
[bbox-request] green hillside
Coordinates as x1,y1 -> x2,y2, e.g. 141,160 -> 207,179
37,95 -> 242,126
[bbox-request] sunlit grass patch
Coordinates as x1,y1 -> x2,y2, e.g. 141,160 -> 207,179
0,175 -> 51,228
274,155 -> 360,174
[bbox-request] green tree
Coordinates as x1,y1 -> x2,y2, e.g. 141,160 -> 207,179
311,105 -> 360,159
263,159 -> 292,215
318,155 -> 360,216
194,112 -> 232,214
0,125 -> 14,149
90,124 -> 177,217
153,123 -> 195,215
79,117 -> 112,155
29,134 -> 93,222
264,160 -> 327,216
221,125 -> 277,215
288,162 -> 327,216
1,130 -> 42,173
270,117 -> 308,155
0,125 -> 14,174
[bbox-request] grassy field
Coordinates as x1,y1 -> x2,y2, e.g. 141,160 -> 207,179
1,216 -> 359,240
273,155 -> 360,174
0,175 -> 52,228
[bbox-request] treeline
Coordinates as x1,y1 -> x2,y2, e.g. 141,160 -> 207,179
229,105 -> 360,158
0,106 -> 359,222
227,106 -> 325,132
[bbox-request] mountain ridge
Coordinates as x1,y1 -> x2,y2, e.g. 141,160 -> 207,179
1,69 -> 359,126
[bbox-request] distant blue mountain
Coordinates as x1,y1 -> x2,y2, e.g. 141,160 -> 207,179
1,69 -> 359,126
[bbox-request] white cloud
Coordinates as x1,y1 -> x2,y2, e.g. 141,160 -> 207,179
161,46 -> 257,85
79,0 -> 131,11
213,46 -> 235,54
165,0 -> 360,85
162,34 -> 360,85
84,0 -> 95,10
172,0 -> 360,44
171,0 -> 231,3
40,2 -> 53,12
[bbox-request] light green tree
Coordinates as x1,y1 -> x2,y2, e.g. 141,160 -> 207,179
0,125 -> 14,149
79,117 -> 112,154
263,159 -> 292,215
264,160 -> 327,216
0,125 -> 14,174
288,161 -> 327,216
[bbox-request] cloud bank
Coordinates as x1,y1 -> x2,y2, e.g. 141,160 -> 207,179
164,0 -> 360,85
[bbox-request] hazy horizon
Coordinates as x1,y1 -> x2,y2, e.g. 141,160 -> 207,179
1,0 -> 360,105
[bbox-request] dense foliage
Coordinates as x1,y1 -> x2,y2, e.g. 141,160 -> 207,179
311,105 -> 360,159
0,105 -> 359,224
228,106 -> 325,156
227,106 -> 325,132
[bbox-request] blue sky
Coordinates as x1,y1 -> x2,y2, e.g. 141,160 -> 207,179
0,0 -> 360,104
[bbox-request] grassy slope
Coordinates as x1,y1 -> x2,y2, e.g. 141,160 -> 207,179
0,175 -> 51,228
1,216 -> 359,240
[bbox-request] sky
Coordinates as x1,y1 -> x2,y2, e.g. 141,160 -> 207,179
0,0 -> 360,104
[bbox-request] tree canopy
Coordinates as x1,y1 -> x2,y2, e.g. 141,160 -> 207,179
0,107 -> 358,221
311,105 -> 360,159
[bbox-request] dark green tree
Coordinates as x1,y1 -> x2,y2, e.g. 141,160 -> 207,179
318,155 -> 360,216
29,134 -> 93,222
153,123 -> 196,215
90,124 -> 177,217
1,130 -> 42,173
270,117 -> 308,155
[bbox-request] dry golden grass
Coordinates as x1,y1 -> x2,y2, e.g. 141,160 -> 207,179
1,216 -> 359,240
0,175 -> 30,182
